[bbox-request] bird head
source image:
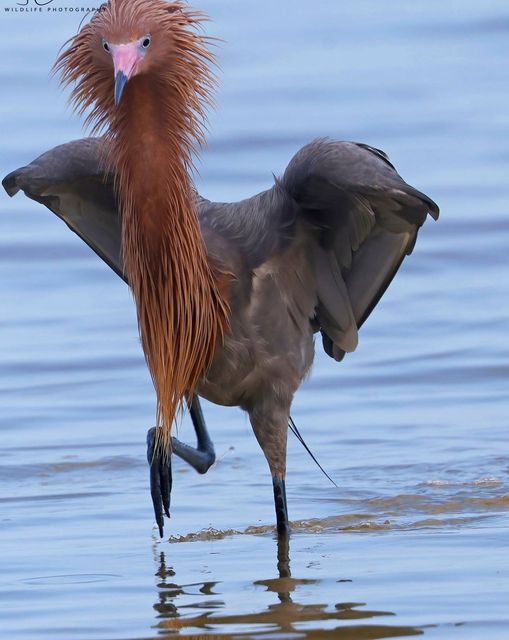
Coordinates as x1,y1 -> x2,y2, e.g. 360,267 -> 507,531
54,0 -> 215,133
103,33 -> 153,106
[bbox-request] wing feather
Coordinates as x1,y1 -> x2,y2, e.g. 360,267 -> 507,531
313,244 -> 358,353
3,138 -> 125,282
3,136 -> 439,366
282,138 -> 438,360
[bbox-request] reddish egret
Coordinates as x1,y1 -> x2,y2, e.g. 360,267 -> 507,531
2,0 -> 439,537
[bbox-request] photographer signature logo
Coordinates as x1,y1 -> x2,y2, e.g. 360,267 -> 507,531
16,0 -> 54,4
5,0 -> 98,11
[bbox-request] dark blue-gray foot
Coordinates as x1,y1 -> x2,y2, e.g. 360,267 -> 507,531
147,395 -> 216,538
147,426 -> 171,538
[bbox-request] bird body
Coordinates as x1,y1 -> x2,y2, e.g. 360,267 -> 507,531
2,0 -> 439,535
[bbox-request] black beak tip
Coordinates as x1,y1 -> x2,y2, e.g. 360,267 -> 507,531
114,71 -> 128,106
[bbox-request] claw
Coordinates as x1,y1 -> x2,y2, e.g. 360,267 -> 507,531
147,427 -> 172,538
150,456 -> 165,537
160,461 -> 171,518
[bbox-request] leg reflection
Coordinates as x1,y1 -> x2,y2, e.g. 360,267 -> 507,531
277,530 -> 291,579
150,537 -> 414,638
153,552 -> 179,618
151,538 -> 293,626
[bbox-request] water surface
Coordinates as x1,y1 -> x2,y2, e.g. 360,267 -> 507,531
1,1 -> 509,638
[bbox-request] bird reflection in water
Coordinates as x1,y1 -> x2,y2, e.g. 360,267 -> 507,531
151,536 -> 424,638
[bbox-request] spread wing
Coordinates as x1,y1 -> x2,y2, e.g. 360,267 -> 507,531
3,137 -> 439,365
2,137 -> 125,282
282,138 -> 439,361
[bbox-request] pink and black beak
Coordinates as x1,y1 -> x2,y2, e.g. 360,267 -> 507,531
114,69 -> 129,106
108,42 -> 143,105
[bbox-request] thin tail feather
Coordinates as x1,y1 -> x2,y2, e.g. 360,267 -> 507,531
288,416 -> 338,488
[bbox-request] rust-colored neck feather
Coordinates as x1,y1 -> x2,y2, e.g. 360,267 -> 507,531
54,0 -> 230,451
113,78 -> 228,451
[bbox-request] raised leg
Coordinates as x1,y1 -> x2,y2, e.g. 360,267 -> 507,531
249,404 -> 290,536
171,395 -> 215,474
147,395 -> 215,537
147,426 -> 171,538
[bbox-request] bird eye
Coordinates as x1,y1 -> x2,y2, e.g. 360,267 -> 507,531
102,39 -> 110,53
142,35 -> 151,48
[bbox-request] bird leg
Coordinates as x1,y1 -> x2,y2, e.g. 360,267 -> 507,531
276,529 -> 291,578
273,476 -> 289,536
172,395 -> 216,474
249,406 -> 290,536
147,395 -> 216,537
147,426 -> 172,538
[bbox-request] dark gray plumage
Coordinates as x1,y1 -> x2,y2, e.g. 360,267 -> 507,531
3,136 -> 438,532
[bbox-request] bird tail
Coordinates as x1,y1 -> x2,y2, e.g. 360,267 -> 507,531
288,416 -> 337,487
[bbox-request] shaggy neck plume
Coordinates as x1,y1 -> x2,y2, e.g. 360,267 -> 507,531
109,77 -> 228,452
53,0 -> 230,452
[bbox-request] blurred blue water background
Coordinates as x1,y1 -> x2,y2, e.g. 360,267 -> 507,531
0,1 -> 508,638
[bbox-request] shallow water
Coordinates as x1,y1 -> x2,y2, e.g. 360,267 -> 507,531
1,1 -> 509,638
